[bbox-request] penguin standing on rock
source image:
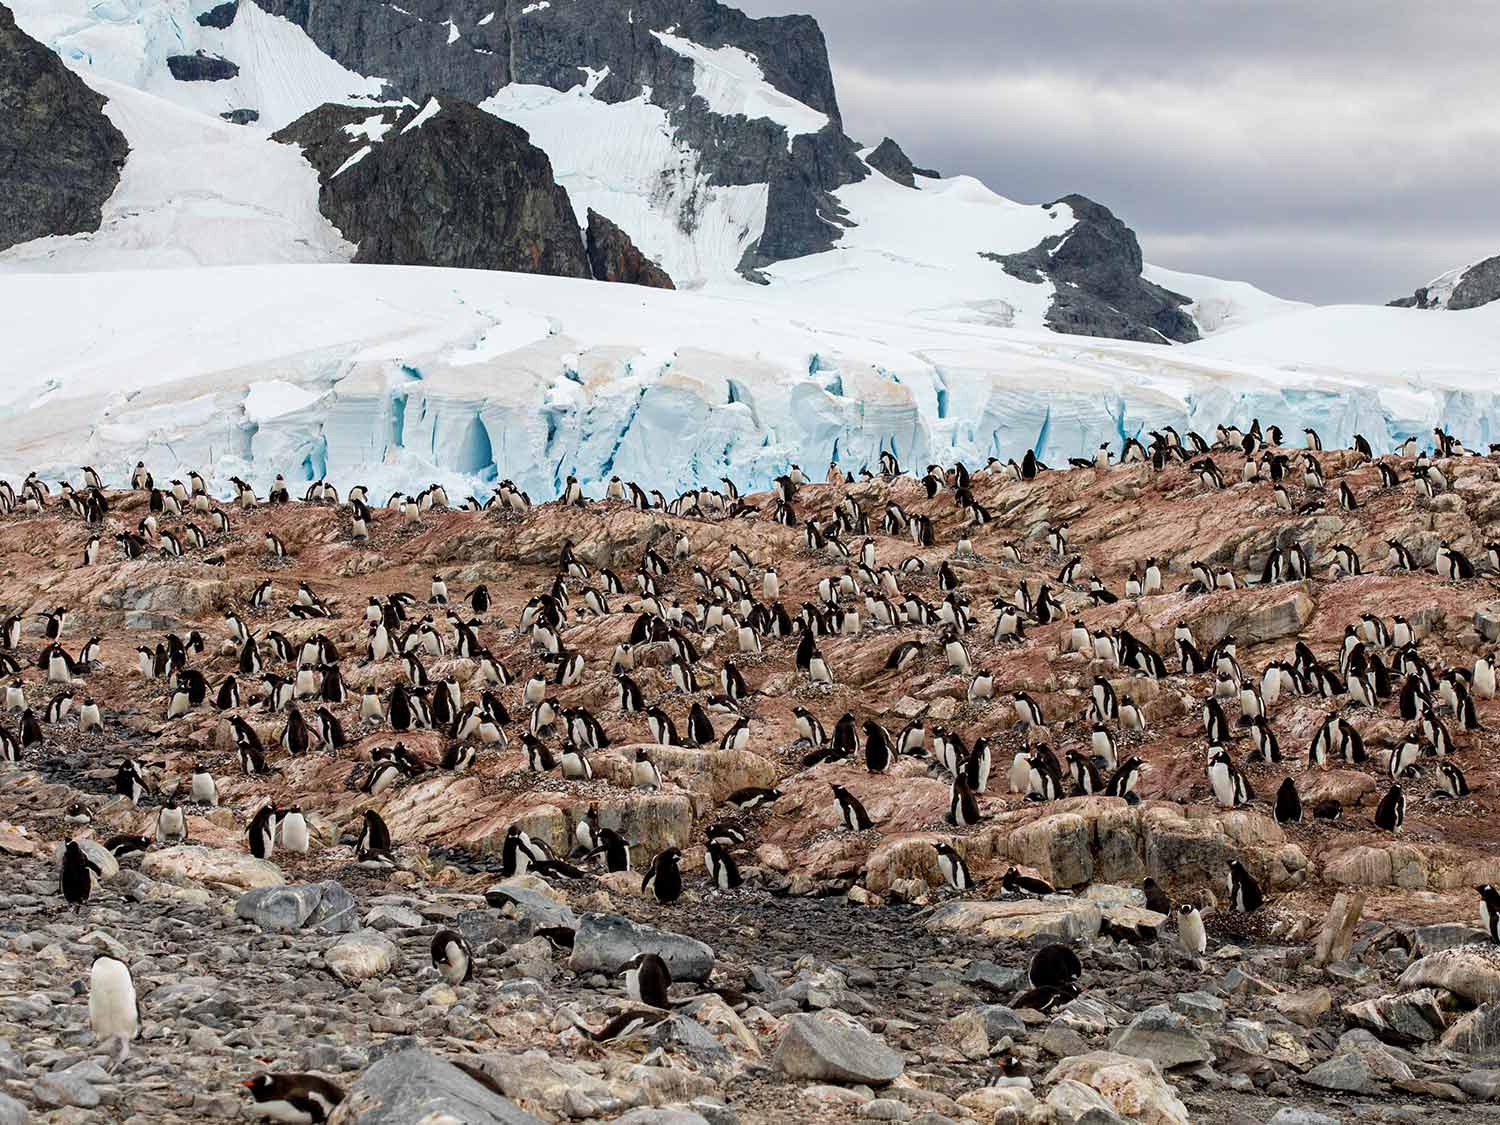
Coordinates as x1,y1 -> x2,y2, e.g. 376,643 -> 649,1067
704,840 -> 742,889
155,800 -> 189,845
1374,783 -> 1405,833
430,929 -> 474,985
1274,777 -> 1302,823
622,952 -> 672,1008
831,783 -> 874,830
89,953 -> 140,1062
1177,904 -> 1207,954
61,840 -> 102,913
935,842 -> 971,890
641,847 -> 683,904
1226,860 -> 1263,912
1028,944 -> 1082,990
247,805 -> 278,860
1478,885 -> 1500,942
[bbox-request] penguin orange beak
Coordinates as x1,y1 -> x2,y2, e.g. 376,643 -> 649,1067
240,1080 -> 256,1089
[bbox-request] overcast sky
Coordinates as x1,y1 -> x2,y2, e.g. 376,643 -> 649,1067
736,0 -> 1500,304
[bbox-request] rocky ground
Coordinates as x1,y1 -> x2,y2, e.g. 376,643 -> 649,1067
3,442 -> 1500,1123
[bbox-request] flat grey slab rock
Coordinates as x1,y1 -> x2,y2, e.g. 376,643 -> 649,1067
335,1048 -> 544,1124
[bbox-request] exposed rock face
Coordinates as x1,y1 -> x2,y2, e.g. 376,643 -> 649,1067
866,137 -> 916,189
254,0 -> 866,268
196,1 -> 238,29
220,108 -> 260,125
1390,254 -> 1500,310
1449,255 -> 1500,310
165,51 -> 240,81
984,194 -> 1200,344
0,2 -> 128,253
273,99 -> 590,277
586,209 -> 675,289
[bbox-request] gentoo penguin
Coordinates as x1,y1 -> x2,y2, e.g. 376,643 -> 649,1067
155,800 -> 189,845
704,840 -> 742,889
61,839 -> 103,912
864,720 -> 894,773
1435,760 -> 1470,798
831,783 -> 874,830
190,764 -> 218,806
1177,904 -> 1207,955
430,928 -> 474,985
1142,877 -> 1171,915
935,842 -> 972,890
1028,944 -> 1082,990
1207,747 -> 1252,808
589,827 -> 633,872
622,951 -> 672,1008
247,805 -> 278,860
1374,783 -> 1405,833
89,953 -> 140,1058
356,810 -> 394,867
115,759 -> 150,805
280,805 -> 310,853
725,786 -> 782,811
1003,867 -> 1057,897
105,834 -> 150,859
1226,859 -> 1263,912
1274,777 -> 1302,823
240,1074 -> 345,1124
560,744 -> 593,780
641,847 -> 683,904
632,748 -> 662,789
1479,885 -> 1500,942
1012,691 -> 1043,729
948,774 -> 982,827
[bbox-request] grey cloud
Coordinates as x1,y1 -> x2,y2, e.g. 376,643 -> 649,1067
737,0 -> 1500,303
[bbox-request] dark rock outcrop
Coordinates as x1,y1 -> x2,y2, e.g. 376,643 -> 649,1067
866,137 -> 916,189
912,165 -> 941,179
1389,255 -> 1500,311
0,2 -> 128,253
166,51 -> 240,81
254,0 -> 866,268
1388,287 -> 1435,309
273,99 -> 590,278
220,108 -> 260,125
1449,256 -> 1500,310
984,194 -> 1199,345
585,209 -> 674,289
196,1 -> 238,28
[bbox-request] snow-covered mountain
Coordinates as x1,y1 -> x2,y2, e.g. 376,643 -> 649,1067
6,0 -> 1300,341
2,0 -> 1496,502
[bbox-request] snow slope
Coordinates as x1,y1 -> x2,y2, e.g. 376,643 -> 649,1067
0,76 -> 352,273
650,29 -> 829,145
479,81 -> 768,289
1143,264 -> 1308,335
10,0 -> 385,132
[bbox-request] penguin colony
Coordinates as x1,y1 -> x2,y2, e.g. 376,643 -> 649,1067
5,423 -> 1500,1117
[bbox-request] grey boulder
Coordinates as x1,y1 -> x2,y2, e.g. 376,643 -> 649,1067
335,1048 -> 543,1123
568,913 -> 713,982
236,881 -> 357,932
775,1012 -> 904,1085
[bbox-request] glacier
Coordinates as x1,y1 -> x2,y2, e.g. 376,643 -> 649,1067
4,261 -> 1500,505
